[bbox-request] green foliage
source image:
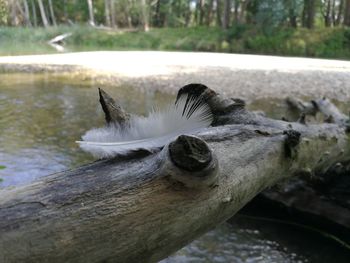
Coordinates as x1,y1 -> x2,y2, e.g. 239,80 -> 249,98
0,0 -> 8,25
1,25 -> 350,59
231,26 -> 350,58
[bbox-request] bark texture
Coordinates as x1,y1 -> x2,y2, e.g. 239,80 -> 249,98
0,85 -> 349,263
245,96 -> 350,243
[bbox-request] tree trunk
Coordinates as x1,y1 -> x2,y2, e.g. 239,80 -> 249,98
10,0 -> 18,26
63,0 -> 68,22
48,0 -> 56,26
286,0 -> 298,27
0,85 -> 349,263
233,0 -> 239,23
331,0 -> 336,26
336,0 -> 344,25
344,0 -> 350,26
154,0 -> 161,27
31,0 -> 37,27
239,0 -> 250,24
37,0 -> 49,27
289,12 -> 298,27
23,0 -> 32,26
185,1 -> 191,27
104,0 -> 111,27
303,0 -> 316,28
216,0 -> 222,27
223,0 -> 231,29
87,0 -> 95,26
206,0 -> 214,26
323,0 -> 332,27
141,0 -> 149,31
199,0 -> 204,25
110,0 -> 116,28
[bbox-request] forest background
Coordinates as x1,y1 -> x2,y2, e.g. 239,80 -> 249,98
1,0 -> 350,58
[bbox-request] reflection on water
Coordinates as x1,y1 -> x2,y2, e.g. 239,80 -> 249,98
0,73 -> 349,262
0,73 -> 173,186
163,222 -> 305,263
165,215 -> 350,263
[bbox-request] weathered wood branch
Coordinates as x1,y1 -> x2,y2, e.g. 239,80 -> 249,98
0,85 -> 349,262
98,88 -> 130,124
248,96 -> 350,242
48,33 -> 72,45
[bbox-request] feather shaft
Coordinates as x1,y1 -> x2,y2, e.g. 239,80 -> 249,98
77,94 -> 213,157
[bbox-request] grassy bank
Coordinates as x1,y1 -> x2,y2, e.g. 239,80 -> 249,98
1,25 -> 350,59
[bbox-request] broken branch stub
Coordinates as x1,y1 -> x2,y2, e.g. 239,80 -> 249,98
312,98 -> 348,127
165,135 -> 218,188
286,97 -> 318,116
98,88 -> 130,124
286,96 -> 350,132
283,129 -> 301,158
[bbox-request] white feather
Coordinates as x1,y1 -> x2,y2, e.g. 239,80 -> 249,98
76,94 -> 213,157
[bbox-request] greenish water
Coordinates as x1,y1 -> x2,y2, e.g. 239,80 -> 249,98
0,42 -> 133,56
0,73 -> 349,262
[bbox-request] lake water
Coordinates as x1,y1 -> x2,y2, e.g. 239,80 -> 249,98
1,73 -> 349,262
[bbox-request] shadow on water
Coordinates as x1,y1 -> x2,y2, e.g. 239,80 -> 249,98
163,214 -> 350,263
0,72 -> 349,262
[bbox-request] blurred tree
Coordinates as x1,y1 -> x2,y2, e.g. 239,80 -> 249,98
37,0 -> 49,27
0,0 -> 349,30
48,0 -> 56,26
110,0 -> 116,27
23,0 -> 31,26
216,0 -> 223,26
335,0 -> 344,25
254,0 -> 287,28
9,0 -> 18,26
321,0 -> 338,26
87,0 -> 95,25
302,0 -> 316,28
30,0 -> 37,26
141,0 -> 149,31
233,0 -> 239,23
104,0 -> 111,26
199,0 -> 204,25
240,0 -> 252,23
285,0 -> 304,28
345,0 -> 350,25
206,0 -> 214,26
223,0 -> 231,29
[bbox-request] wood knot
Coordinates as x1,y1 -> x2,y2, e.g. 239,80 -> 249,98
166,135 -> 218,188
283,130 -> 301,158
298,113 -> 306,124
169,135 -> 212,172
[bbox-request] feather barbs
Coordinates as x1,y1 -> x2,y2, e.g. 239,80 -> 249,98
77,94 -> 213,157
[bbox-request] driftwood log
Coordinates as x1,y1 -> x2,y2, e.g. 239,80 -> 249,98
0,84 -> 349,263
243,96 -> 350,244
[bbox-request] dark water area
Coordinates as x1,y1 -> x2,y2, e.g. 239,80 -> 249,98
0,73 -> 349,262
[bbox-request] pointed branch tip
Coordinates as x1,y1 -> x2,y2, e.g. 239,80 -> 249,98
98,88 -> 130,125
